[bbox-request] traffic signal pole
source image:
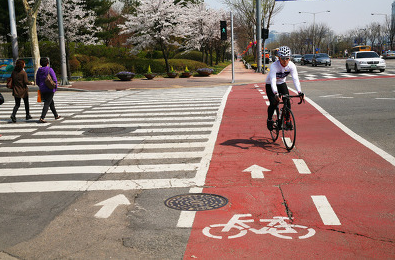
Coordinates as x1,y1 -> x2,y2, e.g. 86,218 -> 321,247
256,0 -> 262,73
7,0 -> 18,64
231,12 -> 235,83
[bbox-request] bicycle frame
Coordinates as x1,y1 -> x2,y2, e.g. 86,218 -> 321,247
269,94 -> 304,151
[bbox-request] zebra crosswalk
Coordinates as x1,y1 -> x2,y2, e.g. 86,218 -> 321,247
0,86 -> 231,193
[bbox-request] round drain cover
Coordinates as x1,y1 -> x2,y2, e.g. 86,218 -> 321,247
164,193 -> 228,211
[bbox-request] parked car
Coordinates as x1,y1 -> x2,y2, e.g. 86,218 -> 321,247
301,54 -> 314,65
312,53 -> 331,66
346,51 -> 386,73
291,54 -> 302,63
382,50 -> 395,59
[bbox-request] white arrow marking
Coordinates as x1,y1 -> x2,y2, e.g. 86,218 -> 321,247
94,194 -> 131,219
243,165 -> 271,179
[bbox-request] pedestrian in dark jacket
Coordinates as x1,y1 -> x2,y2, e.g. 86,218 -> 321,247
36,57 -> 60,123
10,59 -> 34,123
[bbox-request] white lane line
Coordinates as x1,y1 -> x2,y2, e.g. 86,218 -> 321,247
292,159 -> 311,174
48,122 -> 213,129
73,112 -> 216,118
15,135 -> 209,144
319,94 -> 342,98
0,178 -> 198,193
32,128 -> 212,136
0,129 -> 36,133
0,135 -> 20,140
311,195 -> 341,225
82,106 -> 219,113
0,152 -> 203,164
265,101 -> 270,106
300,94 -> 395,166
283,137 -> 293,147
0,142 -> 205,153
61,116 -> 216,124
0,163 -> 200,177
354,92 -> 377,95
177,187 -> 204,228
376,98 -> 395,100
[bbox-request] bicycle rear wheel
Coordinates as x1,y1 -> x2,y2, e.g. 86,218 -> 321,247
270,108 -> 279,141
282,108 -> 296,150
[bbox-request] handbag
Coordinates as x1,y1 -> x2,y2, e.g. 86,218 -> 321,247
0,93 -> 4,105
37,90 -> 42,103
45,68 -> 56,89
6,76 -> 13,89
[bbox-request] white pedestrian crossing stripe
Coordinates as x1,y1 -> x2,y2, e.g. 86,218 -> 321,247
0,86 -> 231,193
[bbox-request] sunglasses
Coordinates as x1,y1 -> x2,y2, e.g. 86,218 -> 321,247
280,57 -> 290,61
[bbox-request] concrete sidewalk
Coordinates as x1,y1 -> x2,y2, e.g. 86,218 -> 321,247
0,61 -> 267,92
65,60 -> 267,91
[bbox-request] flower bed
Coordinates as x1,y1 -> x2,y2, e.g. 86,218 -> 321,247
197,68 -> 214,76
116,71 -> 135,81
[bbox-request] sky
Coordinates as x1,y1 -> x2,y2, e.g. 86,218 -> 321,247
204,0 -> 395,35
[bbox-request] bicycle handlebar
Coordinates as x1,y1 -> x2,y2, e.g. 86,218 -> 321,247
279,93 -> 305,105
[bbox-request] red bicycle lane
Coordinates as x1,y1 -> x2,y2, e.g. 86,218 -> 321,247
184,84 -> 395,259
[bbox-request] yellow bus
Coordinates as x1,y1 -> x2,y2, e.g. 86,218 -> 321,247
351,45 -> 371,52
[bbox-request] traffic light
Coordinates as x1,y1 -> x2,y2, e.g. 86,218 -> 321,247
220,21 -> 227,41
262,28 -> 269,40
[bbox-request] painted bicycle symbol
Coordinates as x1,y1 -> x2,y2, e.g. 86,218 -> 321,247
202,214 -> 316,240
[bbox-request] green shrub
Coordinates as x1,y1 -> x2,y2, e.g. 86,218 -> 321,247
173,51 -> 203,62
83,58 -> 126,77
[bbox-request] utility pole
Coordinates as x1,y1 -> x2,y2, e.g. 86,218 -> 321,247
231,11 -> 235,83
256,0 -> 262,73
56,0 -> 69,85
7,0 -> 18,63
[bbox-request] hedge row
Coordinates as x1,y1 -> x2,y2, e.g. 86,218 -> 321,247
79,56 -> 208,77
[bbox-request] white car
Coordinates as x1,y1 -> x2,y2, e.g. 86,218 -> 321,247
346,51 -> 386,73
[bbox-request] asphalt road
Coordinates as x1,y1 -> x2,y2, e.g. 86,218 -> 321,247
295,58 -> 395,157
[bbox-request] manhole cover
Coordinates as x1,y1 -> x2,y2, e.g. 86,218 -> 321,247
164,193 -> 228,211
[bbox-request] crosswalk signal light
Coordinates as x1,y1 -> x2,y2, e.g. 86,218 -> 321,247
262,28 -> 269,40
220,21 -> 227,41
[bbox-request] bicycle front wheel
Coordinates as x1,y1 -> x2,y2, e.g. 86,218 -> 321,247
270,108 -> 279,141
282,108 -> 296,150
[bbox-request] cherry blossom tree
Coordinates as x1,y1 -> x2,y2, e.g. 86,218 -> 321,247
37,0 -> 100,44
184,3 -> 227,65
119,0 -> 192,73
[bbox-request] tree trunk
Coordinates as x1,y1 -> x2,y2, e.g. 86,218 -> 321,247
160,40 -> 170,73
22,0 -> 42,83
27,15 -> 40,83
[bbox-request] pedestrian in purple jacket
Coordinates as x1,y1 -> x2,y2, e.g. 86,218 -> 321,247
36,57 -> 60,123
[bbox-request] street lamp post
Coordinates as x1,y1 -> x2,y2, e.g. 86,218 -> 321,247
282,22 -> 306,31
299,10 -> 330,54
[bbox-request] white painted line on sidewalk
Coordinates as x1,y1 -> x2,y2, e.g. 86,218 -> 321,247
0,142 -> 205,153
0,152 -> 203,164
15,135 -> 209,144
0,163 -> 200,177
177,187 -> 204,228
292,159 -> 311,174
311,195 -> 341,225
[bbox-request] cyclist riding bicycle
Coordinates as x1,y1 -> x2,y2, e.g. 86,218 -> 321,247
266,46 -> 304,130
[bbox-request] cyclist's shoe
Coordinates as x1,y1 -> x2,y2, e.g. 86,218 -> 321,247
284,120 -> 293,130
267,119 -> 274,131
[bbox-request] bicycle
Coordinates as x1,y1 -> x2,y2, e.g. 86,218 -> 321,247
269,93 -> 304,151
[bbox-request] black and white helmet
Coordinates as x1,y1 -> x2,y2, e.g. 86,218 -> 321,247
278,46 -> 291,58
